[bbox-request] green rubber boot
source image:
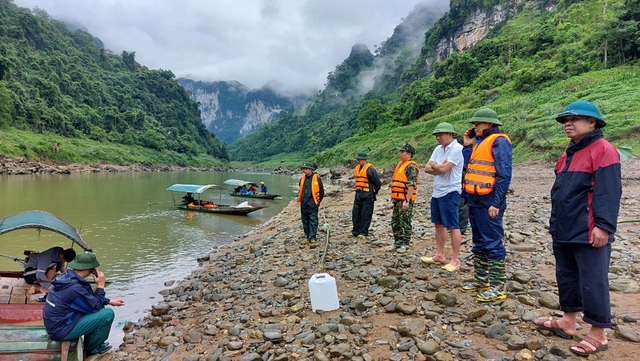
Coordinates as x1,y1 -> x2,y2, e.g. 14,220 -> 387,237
477,258 -> 507,302
461,254 -> 490,293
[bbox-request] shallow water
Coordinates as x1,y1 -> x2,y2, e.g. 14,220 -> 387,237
0,170 -> 295,346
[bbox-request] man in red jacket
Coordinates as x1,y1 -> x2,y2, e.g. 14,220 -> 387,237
532,100 -> 621,357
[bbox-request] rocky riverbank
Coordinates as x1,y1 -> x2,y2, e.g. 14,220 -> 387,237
94,160 -> 640,361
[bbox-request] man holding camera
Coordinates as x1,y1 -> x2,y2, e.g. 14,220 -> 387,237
43,252 -> 125,356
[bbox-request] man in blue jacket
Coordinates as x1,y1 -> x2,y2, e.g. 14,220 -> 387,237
43,252 -> 125,356
461,108 -> 512,302
533,101 -> 621,357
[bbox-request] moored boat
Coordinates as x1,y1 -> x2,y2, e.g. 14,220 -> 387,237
0,210 -> 89,361
166,184 -> 267,215
223,179 -> 281,199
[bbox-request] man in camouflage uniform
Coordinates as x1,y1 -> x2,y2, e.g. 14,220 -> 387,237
390,143 -> 419,253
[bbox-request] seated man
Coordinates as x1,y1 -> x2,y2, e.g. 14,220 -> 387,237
43,252 -> 125,356
23,246 -> 76,294
260,181 -> 267,194
239,186 -> 248,195
182,192 -> 196,205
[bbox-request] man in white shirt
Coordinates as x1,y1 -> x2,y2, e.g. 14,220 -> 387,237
421,122 -> 464,272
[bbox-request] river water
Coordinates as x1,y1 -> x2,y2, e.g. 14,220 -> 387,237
0,170 -> 296,346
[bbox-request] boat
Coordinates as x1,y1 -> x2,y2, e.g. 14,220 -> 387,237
166,184 -> 268,216
223,179 -> 281,200
0,210 -> 90,361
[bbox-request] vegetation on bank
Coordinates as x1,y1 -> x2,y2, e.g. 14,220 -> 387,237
232,0 -> 640,166
0,128 -> 225,167
0,0 -> 227,163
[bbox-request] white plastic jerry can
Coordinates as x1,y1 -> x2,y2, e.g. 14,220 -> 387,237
308,273 -> 339,312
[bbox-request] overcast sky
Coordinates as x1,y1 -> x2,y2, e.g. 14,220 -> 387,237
13,0 -> 439,93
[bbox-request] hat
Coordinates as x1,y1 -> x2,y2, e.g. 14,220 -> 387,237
469,108 -> 503,126
260,181 -> 264,184
555,100 -> 606,128
301,162 -> 316,170
398,143 -> 415,155
67,252 -> 100,270
432,122 -> 457,135
356,151 -> 368,160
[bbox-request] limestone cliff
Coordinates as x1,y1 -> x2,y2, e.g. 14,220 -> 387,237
178,79 -> 309,144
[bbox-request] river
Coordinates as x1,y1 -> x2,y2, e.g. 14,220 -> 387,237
0,170 -> 296,346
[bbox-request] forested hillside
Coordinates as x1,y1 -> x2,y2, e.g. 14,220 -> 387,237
231,0 -> 640,165
0,0 -> 227,162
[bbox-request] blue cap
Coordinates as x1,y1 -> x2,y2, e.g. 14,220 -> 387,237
556,100 -> 606,128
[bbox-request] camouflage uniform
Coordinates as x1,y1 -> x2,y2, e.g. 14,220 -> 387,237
391,163 -> 419,248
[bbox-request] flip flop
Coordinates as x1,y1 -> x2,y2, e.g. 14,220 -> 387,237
420,256 -> 443,265
531,317 -> 574,339
571,336 -> 608,356
441,264 -> 460,272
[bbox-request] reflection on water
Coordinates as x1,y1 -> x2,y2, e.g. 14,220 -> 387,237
0,171 -> 294,346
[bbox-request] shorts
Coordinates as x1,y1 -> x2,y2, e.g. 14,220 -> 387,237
430,191 -> 461,229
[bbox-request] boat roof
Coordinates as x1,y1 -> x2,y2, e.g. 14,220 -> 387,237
0,210 -> 92,251
166,184 -> 225,194
223,179 -> 259,187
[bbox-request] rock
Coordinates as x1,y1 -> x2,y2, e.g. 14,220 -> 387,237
396,302 -> 417,315
397,318 -> 425,336
434,292 -> 457,307
377,276 -> 399,289
507,335 -> 526,350
537,292 -> 560,309
158,336 -> 179,346
485,322 -> 511,339
151,302 -> 170,316
615,324 -> 640,342
415,339 -> 439,355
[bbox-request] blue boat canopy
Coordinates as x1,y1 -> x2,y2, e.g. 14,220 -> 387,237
166,184 -> 225,194
0,210 -> 92,251
223,179 -> 259,188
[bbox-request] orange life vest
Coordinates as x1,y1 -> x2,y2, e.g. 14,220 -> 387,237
463,133 -> 511,195
354,163 -> 373,191
390,161 -> 419,202
297,173 -> 322,205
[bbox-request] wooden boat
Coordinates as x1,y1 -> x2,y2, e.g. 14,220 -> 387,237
223,179 -> 281,200
0,210 -> 89,361
166,184 -> 268,216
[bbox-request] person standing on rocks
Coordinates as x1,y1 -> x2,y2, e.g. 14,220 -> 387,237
297,162 -> 325,243
461,108 -> 512,302
421,123 -> 464,272
389,143 -> 419,253
351,151 -> 381,238
532,100 -> 621,357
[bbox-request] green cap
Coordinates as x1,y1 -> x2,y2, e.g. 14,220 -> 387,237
398,143 -> 415,155
301,162 -> 316,170
432,122 -> 457,135
556,100 -> 606,128
356,151 -> 368,160
469,108 -> 503,126
67,252 -> 100,270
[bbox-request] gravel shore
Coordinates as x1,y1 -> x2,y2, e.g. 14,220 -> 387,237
88,159 -> 640,361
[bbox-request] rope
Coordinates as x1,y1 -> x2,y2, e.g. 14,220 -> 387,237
318,209 -> 331,271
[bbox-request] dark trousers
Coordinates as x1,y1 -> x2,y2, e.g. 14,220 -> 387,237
553,242 -> 612,328
62,308 -> 114,354
469,205 -> 505,260
458,197 -> 469,234
301,206 -> 319,241
352,191 -> 374,236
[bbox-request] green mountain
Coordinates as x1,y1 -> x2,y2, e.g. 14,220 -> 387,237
231,0 -> 640,166
0,0 -> 227,163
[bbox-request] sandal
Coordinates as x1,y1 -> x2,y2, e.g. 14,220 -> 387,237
531,317 -> 575,339
420,256 -> 443,265
571,336 -> 608,356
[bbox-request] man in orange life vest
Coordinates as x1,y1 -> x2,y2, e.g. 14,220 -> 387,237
297,162 -> 325,243
389,143 -> 419,253
351,151 -> 381,238
461,108 -> 512,302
